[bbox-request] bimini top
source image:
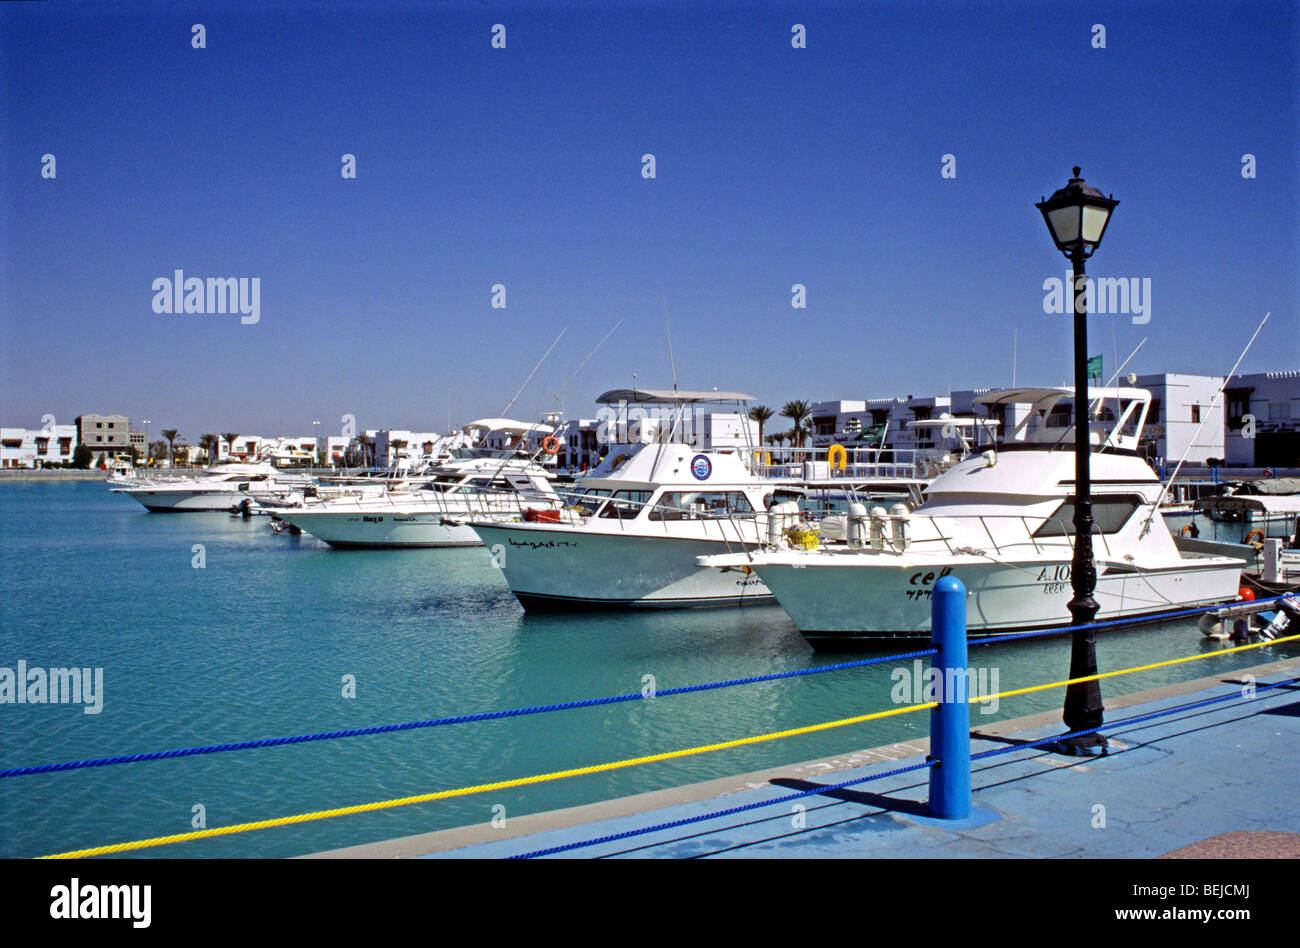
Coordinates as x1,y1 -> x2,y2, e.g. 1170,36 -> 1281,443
596,388 -> 756,405
973,386 -> 1150,409
461,418 -> 553,435
974,385 -> 1151,452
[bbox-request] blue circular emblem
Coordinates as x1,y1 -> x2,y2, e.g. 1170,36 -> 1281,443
690,454 -> 712,480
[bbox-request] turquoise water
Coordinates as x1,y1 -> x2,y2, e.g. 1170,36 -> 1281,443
1,482 -> 1294,859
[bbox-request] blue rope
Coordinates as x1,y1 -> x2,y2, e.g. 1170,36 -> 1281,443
509,674 -> 1299,859
0,647 -> 937,779
3,592 -> 1287,780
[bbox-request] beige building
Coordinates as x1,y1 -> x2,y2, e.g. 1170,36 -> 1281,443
76,413 -> 132,464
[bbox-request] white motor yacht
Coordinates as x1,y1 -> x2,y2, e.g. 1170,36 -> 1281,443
110,463 -> 309,512
268,456 -> 559,548
699,386 -> 1248,648
468,388 -> 918,610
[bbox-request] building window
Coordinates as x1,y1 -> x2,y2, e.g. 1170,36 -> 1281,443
1269,403 -> 1291,421
1190,404 -> 1201,424
1225,388 -> 1252,429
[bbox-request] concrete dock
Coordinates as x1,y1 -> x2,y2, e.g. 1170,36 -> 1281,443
312,657 -> 1300,860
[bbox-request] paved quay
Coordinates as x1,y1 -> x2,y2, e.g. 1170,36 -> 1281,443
312,657 -> 1300,860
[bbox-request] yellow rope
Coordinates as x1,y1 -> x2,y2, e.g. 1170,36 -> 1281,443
40,700 -> 934,858
41,629 -> 1300,859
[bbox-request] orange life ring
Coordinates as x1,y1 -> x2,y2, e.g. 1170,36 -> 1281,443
1179,525 -> 1193,537
827,444 -> 847,471
541,436 -> 561,455
1245,528 -> 1266,545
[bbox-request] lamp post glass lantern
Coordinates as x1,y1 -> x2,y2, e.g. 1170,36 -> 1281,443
1036,167 -> 1118,756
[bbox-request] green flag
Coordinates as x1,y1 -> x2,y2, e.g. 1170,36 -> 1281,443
858,423 -> 886,443
1086,354 -> 1102,380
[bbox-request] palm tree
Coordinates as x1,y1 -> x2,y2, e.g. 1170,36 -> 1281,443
198,433 -> 219,466
356,433 -> 375,468
160,429 -> 180,467
780,401 -> 812,448
221,433 -> 240,462
748,405 -> 774,445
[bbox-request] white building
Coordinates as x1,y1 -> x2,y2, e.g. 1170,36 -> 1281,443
0,424 -> 78,468
375,430 -> 442,468
1224,370 -> 1300,468
808,395 -> 966,455
1133,373 -> 1226,465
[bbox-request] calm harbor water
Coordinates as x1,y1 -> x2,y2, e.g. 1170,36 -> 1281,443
2,481 -> 1295,859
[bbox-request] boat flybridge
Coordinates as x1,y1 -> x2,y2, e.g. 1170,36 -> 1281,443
267,454 -> 560,548
110,463 -> 311,512
698,386 -> 1248,648
469,388 -> 921,609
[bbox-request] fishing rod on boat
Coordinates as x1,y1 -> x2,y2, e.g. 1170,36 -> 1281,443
499,327 -> 568,420
661,284 -> 683,441
1139,311 -> 1271,537
486,319 -> 624,485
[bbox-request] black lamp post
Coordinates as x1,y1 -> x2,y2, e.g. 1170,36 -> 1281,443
1036,167 -> 1118,755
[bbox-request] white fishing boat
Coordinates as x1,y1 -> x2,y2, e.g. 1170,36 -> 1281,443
468,388 -> 920,609
110,463 -> 309,512
268,456 -> 559,548
699,386 -> 1247,648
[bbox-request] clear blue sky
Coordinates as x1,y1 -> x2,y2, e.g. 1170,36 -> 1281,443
2,0 -> 1296,438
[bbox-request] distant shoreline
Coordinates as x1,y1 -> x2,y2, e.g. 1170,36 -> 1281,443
0,471 -> 108,482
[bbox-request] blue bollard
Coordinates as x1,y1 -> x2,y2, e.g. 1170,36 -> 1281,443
928,575 -> 971,820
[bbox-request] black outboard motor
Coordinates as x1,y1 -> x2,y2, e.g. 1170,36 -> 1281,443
1260,595 -> 1300,642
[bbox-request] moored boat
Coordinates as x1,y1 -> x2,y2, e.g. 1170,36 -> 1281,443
699,386 -> 1248,648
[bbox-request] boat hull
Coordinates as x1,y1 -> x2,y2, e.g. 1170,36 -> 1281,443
116,489 -> 248,512
749,556 -> 1245,649
472,523 -> 773,609
272,509 -> 481,547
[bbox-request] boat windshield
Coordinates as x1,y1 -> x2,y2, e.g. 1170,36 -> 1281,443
648,491 -> 755,521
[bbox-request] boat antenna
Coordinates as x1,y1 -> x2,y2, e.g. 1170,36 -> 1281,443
661,283 -> 678,395
1012,328 -> 1017,387
1140,311 -> 1270,536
